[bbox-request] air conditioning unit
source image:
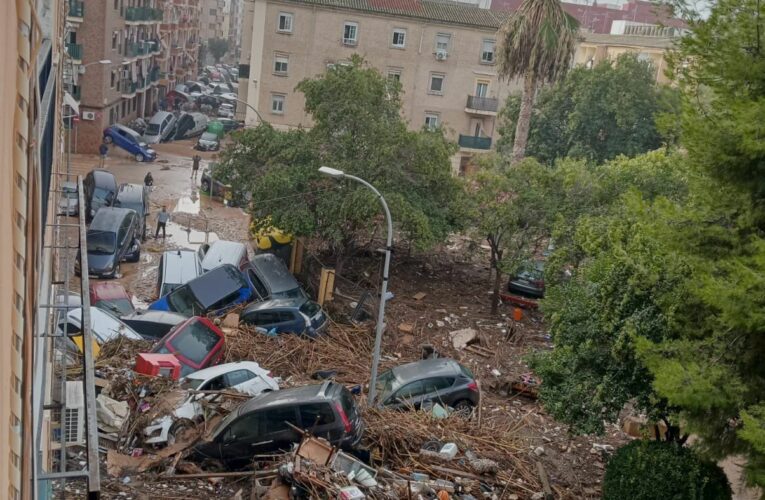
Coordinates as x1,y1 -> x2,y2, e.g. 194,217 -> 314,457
64,381 -> 85,446
81,111 -> 96,121
78,65 -> 86,74
436,50 -> 448,61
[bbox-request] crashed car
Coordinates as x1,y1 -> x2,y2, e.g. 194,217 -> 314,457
150,316 -> 226,376
144,361 -> 279,445
507,260 -> 545,299
90,282 -> 135,317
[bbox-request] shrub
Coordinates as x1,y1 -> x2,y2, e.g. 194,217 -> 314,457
603,440 -> 732,500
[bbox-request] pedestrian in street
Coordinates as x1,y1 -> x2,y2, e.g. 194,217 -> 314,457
192,154 -> 201,180
155,205 -> 169,239
144,171 -> 154,187
99,143 -> 109,168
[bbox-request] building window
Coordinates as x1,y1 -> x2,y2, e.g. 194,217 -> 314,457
391,28 -> 406,48
425,113 -> 440,130
112,31 -> 118,50
274,54 -> 289,75
387,68 -> 401,82
343,22 -> 358,46
209,8 -> 216,14
110,70 -> 116,88
13,376 -> 20,394
121,100 -> 127,117
15,211 -> 24,230
475,80 -> 489,97
15,292 -> 23,312
114,0 -> 118,9
278,12 -> 293,33
271,94 -> 285,114
13,334 -> 21,352
435,33 -> 451,53
239,63 -> 250,78
481,39 -> 495,64
428,73 -> 445,94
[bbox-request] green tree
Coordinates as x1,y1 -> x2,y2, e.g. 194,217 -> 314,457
467,157 -> 558,314
496,0 -> 578,163
216,57 -> 465,271
497,53 -> 678,165
207,38 -> 229,63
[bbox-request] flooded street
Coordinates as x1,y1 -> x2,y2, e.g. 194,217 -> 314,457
65,140 -> 249,304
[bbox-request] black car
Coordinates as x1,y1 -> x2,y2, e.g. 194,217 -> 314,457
507,261 -> 545,299
245,253 -> 307,301
115,183 -> 149,241
191,381 -> 363,469
120,309 -> 187,340
83,169 -> 118,222
75,207 -> 141,278
375,358 -> 480,415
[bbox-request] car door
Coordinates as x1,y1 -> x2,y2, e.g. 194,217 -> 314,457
217,411 -> 265,467
279,311 -> 304,334
224,369 -> 262,395
387,380 -> 426,410
298,402 -> 337,441
259,406 -> 300,452
417,377 -> 457,407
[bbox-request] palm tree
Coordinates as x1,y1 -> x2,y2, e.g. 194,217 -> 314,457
497,0 -> 579,163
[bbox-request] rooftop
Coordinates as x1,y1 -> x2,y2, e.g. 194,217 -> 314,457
580,31 -> 675,49
275,0 -> 508,28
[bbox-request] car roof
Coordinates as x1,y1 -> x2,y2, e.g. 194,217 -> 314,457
162,249 -> 201,284
243,298 -> 305,314
250,254 -> 300,294
185,361 -> 264,381
149,111 -> 173,124
89,207 -> 134,230
237,382 -> 336,415
90,282 -> 130,301
121,309 -> 186,323
90,169 -> 117,185
201,240 -> 247,271
64,307 -> 142,340
116,183 -> 145,203
391,358 -> 461,382
187,264 -> 247,307
110,124 -> 140,137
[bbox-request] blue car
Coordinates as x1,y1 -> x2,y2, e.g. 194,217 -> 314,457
103,124 -> 157,162
148,264 -> 252,317
240,298 -> 328,338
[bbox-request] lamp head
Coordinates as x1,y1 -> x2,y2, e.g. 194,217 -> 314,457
318,166 -> 344,177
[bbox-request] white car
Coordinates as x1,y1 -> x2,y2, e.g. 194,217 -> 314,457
143,361 -> 279,445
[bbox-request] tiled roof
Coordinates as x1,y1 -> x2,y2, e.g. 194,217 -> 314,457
279,0 -> 509,28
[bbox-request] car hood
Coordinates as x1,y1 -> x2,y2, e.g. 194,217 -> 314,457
87,252 -> 116,273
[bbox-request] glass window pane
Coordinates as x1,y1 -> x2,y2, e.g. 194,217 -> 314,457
299,403 -> 336,427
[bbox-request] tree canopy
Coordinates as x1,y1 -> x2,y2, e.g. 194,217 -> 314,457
207,38 -> 229,63
498,53 -> 679,165
215,56 -> 465,269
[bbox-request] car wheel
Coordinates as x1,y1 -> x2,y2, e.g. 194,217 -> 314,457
135,153 -> 145,162
168,419 -> 195,446
201,179 -> 210,193
453,400 -> 474,419
103,135 -> 113,144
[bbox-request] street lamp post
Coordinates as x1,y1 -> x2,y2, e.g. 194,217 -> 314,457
318,166 -> 392,404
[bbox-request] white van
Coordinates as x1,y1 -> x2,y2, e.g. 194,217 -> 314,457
156,248 -> 204,297
200,240 -> 250,273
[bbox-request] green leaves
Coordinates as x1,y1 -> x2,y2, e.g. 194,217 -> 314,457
217,57 -> 464,263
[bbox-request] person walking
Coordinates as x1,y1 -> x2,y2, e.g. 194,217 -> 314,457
99,143 -> 109,168
155,206 -> 169,239
191,154 -> 201,180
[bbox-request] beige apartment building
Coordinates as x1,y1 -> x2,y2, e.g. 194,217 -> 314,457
3,0 -> 64,498
238,0 -> 676,171
200,0 -> 228,40
238,0 -> 515,171
67,0 -> 199,153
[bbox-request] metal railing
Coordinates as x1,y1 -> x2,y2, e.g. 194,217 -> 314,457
150,68 -> 160,82
125,6 -> 163,21
120,80 -> 137,95
458,135 -> 492,150
466,95 -> 499,113
66,43 -> 82,60
68,0 -> 84,18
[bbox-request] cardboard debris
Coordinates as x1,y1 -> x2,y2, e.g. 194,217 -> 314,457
397,323 -> 414,334
296,436 -> 334,466
412,292 -> 427,301
221,313 -> 240,329
105,427 -> 201,477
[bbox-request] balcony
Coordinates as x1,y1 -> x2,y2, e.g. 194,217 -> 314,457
67,1 -> 84,20
136,76 -> 149,91
125,7 -> 162,23
68,85 -> 81,101
458,135 -> 492,150
465,95 -> 499,115
120,80 -> 137,97
150,68 -> 160,83
66,43 -> 82,62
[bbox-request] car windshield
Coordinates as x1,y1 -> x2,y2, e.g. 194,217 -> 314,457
167,286 -> 204,316
87,231 -> 116,254
119,201 -> 143,214
93,187 -> 112,201
146,123 -> 161,135
96,298 -> 133,316
169,320 -> 220,364
181,377 -> 205,390
201,133 -> 217,141
299,301 -> 321,317
375,370 -> 401,403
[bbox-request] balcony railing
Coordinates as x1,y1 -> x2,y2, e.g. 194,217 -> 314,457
125,7 -> 163,22
68,1 -> 84,18
66,43 -> 82,60
137,76 -> 148,90
458,135 -> 492,150
120,80 -> 137,95
465,95 -> 499,113
150,68 -> 160,82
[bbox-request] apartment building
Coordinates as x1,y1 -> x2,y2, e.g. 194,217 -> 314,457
201,0 -> 228,40
238,0 -> 516,171
229,0 -> 244,60
158,0 -> 201,92
2,0 -> 64,498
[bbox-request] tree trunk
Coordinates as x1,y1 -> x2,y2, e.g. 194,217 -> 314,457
491,265 -> 502,315
512,71 -> 538,164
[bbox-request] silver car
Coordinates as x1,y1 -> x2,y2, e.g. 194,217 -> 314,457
58,181 -> 79,216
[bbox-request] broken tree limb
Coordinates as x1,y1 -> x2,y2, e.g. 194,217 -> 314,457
536,461 -> 554,500
164,469 -> 279,480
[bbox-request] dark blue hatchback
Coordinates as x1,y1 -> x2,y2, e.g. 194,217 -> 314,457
148,264 -> 253,317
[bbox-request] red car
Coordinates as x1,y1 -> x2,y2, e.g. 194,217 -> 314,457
89,282 -> 135,317
150,316 -> 225,377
